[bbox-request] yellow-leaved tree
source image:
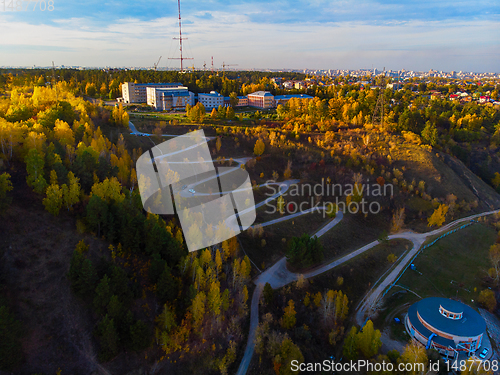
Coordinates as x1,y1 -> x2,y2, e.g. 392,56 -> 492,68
254,139 -> 265,156
427,204 -> 449,227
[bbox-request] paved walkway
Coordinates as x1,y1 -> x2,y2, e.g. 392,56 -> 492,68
236,209 -> 500,375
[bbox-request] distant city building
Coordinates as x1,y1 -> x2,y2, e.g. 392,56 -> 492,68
274,94 -> 314,106
248,91 -> 275,109
122,82 -> 184,103
146,87 -> 194,111
198,91 -> 224,110
405,297 -> 487,360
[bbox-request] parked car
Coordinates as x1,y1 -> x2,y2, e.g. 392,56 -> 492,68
181,185 -> 187,190
479,348 -> 489,359
188,189 -> 195,194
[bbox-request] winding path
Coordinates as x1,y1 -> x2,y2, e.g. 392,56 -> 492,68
127,120 -> 499,375
236,209 -> 500,375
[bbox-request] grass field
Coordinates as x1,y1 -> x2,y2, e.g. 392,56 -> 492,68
318,210 -> 392,261
376,223 -> 497,339
307,239 -> 413,308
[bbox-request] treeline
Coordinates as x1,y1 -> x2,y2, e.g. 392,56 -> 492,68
0,69 -> 307,99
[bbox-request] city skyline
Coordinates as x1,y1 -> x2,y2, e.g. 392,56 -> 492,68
1,0 -> 499,72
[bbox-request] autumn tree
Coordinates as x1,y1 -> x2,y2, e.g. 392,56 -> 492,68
277,195 -> 285,214
283,160 -> 292,179
391,207 -> 405,233
254,139 -> 265,156
216,137 -> 222,153
43,182 -> 63,216
25,148 -> 47,194
488,243 -> 500,284
210,108 -> 218,119
62,171 -> 81,210
492,172 -> 500,190
398,340 -> 428,375
191,291 -> 206,328
427,204 -> 449,227
478,289 -> 496,312
0,172 -> 13,212
281,300 -> 296,329
342,326 -> 359,360
357,320 -> 382,359
207,280 -> 222,318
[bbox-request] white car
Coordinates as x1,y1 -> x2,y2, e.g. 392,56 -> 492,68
479,348 -> 489,359
188,189 -> 196,194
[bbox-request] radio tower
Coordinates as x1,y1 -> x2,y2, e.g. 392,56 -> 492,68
168,0 -> 193,72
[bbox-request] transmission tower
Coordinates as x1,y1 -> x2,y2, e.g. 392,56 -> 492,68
372,67 -> 385,127
168,0 -> 193,72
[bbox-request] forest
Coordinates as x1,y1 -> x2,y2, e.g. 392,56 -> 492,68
0,69 -> 499,375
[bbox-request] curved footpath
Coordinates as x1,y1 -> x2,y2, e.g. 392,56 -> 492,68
127,121 -> 499,374
236,209 -> 500,375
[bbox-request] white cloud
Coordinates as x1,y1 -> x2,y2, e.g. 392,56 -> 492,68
0,11 -> 498,72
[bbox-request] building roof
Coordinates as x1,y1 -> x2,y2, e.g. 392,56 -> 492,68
248,91 -> 274,97
199,91 -> 223,97
410,297 -> 485,338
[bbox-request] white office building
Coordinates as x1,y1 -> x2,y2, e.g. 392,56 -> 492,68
121,82 -> 184,103
198,91 -> 224,110
147,87 -> 195,111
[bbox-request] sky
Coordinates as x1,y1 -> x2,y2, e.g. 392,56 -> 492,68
1,0 -> 499,72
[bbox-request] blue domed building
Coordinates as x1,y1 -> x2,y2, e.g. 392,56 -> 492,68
405,297 -> 487,359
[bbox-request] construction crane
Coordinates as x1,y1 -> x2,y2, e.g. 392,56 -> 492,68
221,62 -> 238,78
153,56 -> 162,71
168,0 -> 193,72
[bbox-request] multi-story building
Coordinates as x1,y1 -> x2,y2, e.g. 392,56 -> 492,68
121,82 -> 184,103
405,297 -> 487,360
247,91 -> 275,109
146,87 -> 194,111
198,91 -> 224,110
236,96 -> 248,107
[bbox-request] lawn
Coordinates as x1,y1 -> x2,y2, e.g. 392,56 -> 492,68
318,209 -> 393,261
376,223 -> 497,339
306,239 -> 413,309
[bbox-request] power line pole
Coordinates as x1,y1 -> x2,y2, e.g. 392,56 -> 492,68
168,0 -> 193,72
52,61 -> 58,106
372,67 -> 385,127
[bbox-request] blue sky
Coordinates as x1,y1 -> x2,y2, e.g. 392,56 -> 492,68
1,0 -> 499,72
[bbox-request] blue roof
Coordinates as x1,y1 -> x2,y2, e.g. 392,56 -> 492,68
199,91 -> 222,97
409,298 -> 485,338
